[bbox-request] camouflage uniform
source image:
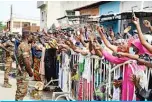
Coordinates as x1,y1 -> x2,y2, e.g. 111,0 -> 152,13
15,42 -> 32,101
3,40 -> 14,88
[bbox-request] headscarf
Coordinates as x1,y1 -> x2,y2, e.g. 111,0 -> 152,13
131,39 -> 151,55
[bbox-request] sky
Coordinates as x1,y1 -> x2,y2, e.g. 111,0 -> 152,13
0,1 -> 40,24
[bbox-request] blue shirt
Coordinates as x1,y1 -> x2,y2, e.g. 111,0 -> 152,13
15,39 -> 20,55
31,43 -> 42,58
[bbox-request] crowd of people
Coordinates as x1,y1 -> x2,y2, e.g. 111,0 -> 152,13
0,15 -> 152,101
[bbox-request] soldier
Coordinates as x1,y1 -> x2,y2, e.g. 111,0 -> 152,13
15,31 -> 33,101
0,34 -> 15,88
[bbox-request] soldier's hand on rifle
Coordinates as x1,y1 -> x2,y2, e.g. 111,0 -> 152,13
17,65 -> 22,74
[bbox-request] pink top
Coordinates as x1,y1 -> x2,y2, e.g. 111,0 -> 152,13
102,49 -> 145,101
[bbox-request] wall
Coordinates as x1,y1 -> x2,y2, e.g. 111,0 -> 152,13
99,1 -> 120,15
47,1 -> 61,29
60,1 -> 98,17
120,1 -> 142,13
99,1 -> 120,33
120,1 -> 152,12
11,17 -> 40,34
12,18 -> 40,26
39,3 -> 47,31
80,6 -> 99,16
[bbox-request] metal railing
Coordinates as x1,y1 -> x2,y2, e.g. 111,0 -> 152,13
51,52 -> 151,101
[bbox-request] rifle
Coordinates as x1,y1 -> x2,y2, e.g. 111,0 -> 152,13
13,51 -> 22,74
0,44 -> 22,73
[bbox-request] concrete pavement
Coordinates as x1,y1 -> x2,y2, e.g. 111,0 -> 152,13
0,71 -> 33,100
0,70 -> 66,101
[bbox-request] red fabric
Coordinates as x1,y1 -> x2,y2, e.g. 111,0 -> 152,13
78,78 -> 93,100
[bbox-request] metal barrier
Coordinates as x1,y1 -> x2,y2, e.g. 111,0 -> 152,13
52,52 -> 152,101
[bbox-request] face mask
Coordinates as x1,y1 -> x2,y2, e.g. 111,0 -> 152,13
129,47 -> 135,55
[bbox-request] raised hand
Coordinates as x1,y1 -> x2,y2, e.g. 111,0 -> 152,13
96,25 -> 100,30
130,74 -> 140,87
132,17 -> 139,25
143,20 -> 151,28
89,33 -> 95,42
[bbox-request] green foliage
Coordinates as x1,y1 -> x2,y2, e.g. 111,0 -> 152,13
0,22 -> 6,31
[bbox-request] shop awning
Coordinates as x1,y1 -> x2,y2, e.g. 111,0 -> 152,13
99,10 -> 152,23
117,10 -> 152,20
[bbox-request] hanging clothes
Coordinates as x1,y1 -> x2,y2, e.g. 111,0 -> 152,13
39,46 -> 46,83
44,48 -> 57,83
61,51 -> 70,92
32,43 -> 42,81
78,53 -> 93,101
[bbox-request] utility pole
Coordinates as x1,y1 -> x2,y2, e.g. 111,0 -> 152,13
10,5 -> 13,33
141,1 -> 144,11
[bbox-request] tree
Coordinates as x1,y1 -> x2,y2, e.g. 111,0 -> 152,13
0,22 -> 6,31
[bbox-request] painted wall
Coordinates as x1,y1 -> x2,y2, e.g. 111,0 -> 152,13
99,1 -> 120,33
47,1 -> 61,29
11,17 -> 40,34
80,6 -> 99,16
60,1 -> 98,17
39,2 -> 48,31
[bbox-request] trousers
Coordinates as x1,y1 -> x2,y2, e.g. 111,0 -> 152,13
15,79 -> 28,100
15,69 -> 29,101
4,60 -> 12,83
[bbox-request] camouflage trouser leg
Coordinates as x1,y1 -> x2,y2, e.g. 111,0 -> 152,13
4,61 -> 12,84
15,79 -> 29,101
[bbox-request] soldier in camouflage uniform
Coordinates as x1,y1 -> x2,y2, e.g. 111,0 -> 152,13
1,34 -> 15,88
15,31 -> 33,101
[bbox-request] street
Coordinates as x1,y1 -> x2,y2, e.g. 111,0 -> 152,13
0,70 -> 64,101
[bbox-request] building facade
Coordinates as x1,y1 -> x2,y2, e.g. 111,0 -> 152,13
37,1 -> 152,33
120,1 -> 152,34
7,17 -> 40,34
37,1 -> 98,31
99,1 -> 121,33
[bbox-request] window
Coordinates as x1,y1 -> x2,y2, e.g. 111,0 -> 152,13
42,11 -> 44,22
22,22 -> 30,27
66,11 -> 75,16
24,24 -> 28,27
32,23 -> 36,26
13,22 -> 20,28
